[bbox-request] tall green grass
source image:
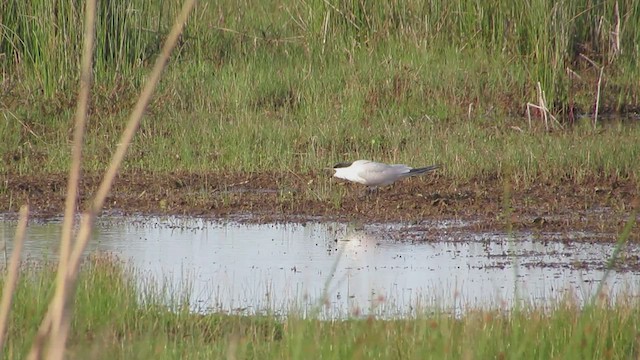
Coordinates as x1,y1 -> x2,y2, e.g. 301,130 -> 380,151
2,255 -> 639,359
3,0 -> 638,107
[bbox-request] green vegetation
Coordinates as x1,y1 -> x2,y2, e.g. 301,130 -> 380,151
1,255 -> 638,359
2,0 -> 640,182
3,2 -> 639,356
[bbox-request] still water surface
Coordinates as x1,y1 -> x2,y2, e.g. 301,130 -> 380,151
2,215 -> 638,318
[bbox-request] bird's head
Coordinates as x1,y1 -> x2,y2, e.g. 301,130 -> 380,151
330,162 -> 353,179
332,162 -> 352,170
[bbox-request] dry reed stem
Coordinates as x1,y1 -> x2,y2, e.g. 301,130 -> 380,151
26,315 -> 50,360
0,205 -> 29,353
578,53 -> 605,131
579,53 -> 598,68
27,0 -> 98,354
322,10 -> 331,54
29,1 -> 197,359
50,0 -> 97,343
594,66 -> 604,130
322,0 -> 360,31
613,1 -> 621,56
527,81 -> 561,131
537,82 -> 548,131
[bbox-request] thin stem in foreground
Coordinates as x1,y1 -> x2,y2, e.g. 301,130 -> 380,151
34,1 -> 198,360
0,205 -> 29,353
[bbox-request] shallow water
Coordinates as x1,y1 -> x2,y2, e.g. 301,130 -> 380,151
1,216 -> 639,318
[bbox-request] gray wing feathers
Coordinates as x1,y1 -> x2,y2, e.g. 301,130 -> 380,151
354,163 -> 405,185
353,162 -> 438,186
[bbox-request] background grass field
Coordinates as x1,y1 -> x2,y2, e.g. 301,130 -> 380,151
2,0 -> 640,182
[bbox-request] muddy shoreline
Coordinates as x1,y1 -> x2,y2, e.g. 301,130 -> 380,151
1,171 -> 638,241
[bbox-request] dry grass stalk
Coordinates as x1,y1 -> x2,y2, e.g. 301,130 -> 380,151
537,82 -> 548,131
0,205 -> 29,353
322,10 -> 331,54
49,0 -> 98,345
526,82 -> 559,131
579,53 -> 598,68
612,1 -> 621,57
594,66 -> 604,130
26,0 -> 98,354
44,0 -> 98,352
578,53 -> 605,130
24,1 -> 197,359
26,0 -> 98,356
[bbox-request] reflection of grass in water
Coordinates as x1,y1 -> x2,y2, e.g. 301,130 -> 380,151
593,200 -> 638,304
566,198 -> 639,355
501,179 -> 521,313
2,254 -> 640,358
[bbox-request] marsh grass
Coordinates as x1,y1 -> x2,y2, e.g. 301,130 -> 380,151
3,0 -> 638,108
1,255 -> 639,359
4,111 -> 640,186
3,0 -> 640,183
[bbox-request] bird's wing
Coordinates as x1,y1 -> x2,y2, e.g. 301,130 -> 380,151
355,162 -> 411,185
354,162 -> 387,175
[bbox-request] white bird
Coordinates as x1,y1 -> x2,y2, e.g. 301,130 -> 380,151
332,160 -> 439,188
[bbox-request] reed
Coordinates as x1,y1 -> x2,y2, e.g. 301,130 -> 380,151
2,0 -> 197,358
0,205 -> 28,353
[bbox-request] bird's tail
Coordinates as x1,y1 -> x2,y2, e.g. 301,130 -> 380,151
407,164 -> 439,176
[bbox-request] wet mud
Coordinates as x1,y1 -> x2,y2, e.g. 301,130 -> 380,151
1,171 -> 637,242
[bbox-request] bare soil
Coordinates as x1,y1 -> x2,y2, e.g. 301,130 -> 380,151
1,171 -> 638,241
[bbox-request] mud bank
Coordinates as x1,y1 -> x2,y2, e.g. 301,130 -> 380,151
1,172 -> 637,241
